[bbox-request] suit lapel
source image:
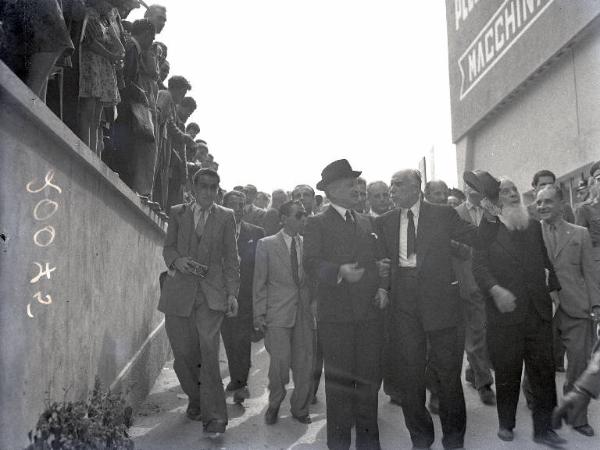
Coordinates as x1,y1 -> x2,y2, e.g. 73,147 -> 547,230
385,209 -> 400,265
275,231 -> 292,271
416,201 -> 435,270
197,205 -> 218,260
180,205 -> 195,255
554,222 -> 575,259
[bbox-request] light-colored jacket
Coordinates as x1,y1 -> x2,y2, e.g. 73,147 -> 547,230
253,230 -> 311,328
542,219 -> 600,319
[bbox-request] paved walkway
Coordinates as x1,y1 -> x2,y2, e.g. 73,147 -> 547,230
131,341 -> 600,449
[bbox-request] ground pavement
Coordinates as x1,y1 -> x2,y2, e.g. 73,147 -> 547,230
131,341 -> 600,450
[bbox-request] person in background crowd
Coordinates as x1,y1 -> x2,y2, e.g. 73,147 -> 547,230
254,200 -> 315,425
186,122 -> 200,139
263,189 -> 288,236
292,184 -> 316,216
111,18 -> 155,195
242,184 -> 267,227
574,178 -> 589,211
314,194 -> 324,214
367,181 -> 391,217
536,184 -> 600,437
158,59 -> 169,90
166,95 -> 197,210
158,168 -> 239,437
455,184 -> 496,407
469,172 -> 564,447
153,75 -> 194,211
376,169 -> 474,450
424,180 -> 449,205
78,0 -> 125,156
255,192 -> 271,209
221,190 -> 265,404
576,162 -> 600,271
0,0 -> 74,102
144,4 -> 167,34
355,177 -> 367,213
304,159 -> 388,450
527,170 -> 575,223
448,188 -> 466,208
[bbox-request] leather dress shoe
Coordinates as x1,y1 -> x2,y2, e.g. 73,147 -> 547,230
185,405 -> 202,421
533,430 -> 566,448
233,386 -> 250,404
574,424 -> 595,437
292,414 -> 312,424
478,386 -> 496,405
203,419 -> 226,437
497,428 -> 514,441
265,405 -> 279,425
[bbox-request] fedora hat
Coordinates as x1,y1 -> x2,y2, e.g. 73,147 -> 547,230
316,159 -> 362,191
463,170 -> 500,201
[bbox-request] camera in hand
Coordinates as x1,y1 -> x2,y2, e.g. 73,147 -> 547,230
189,260 -> 209,278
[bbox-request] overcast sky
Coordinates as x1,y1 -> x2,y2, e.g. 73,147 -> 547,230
130,1 -> 457,193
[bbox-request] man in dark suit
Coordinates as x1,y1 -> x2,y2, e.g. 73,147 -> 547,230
242,184 -> 267,227
304,159 -> 388,450
375,169 -> 475,450
469,172 -> 565,447
158,168 -> 240,437
220,190 -> 265,404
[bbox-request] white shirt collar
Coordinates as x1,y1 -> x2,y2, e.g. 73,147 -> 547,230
401,199 -> 420,218
330,202 -> 350,220
280,229 -> 300,251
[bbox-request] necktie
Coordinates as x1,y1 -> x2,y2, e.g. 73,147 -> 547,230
290,237 -> 300,286
195,207 -> 207,237
407,209 -> 416,257
345,210 -> 354,224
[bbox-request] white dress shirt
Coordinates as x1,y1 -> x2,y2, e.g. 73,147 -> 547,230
330,202 -> 352,221
399,201 -> 420,267
192,202 -> 213,229
281,230 -> 302,269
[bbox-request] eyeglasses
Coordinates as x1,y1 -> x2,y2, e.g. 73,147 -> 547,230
294,211 -> 307,219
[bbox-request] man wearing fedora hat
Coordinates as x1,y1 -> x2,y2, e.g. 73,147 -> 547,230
466,171 -> 565,447
303,159 -> 389,450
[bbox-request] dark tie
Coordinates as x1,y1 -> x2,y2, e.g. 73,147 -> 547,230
195,208 -> 206,237
407,209 -> 416,257
345,210 -> 354,224
290,237 -> 300,286
548,223 -> 557,256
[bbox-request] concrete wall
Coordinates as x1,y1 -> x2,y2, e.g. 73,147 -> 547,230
0,62 -> 170,449
456,19 -> 600,192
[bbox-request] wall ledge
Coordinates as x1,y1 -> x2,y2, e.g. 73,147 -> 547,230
0,61 -> 166,235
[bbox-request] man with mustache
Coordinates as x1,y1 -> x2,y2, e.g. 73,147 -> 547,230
468,172 -> 565,447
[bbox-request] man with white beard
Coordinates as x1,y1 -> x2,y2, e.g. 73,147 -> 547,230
467,172 -> 565,447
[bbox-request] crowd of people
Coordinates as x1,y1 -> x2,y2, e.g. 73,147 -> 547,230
158,158 -> 600,449
0,0 -> 217,218
3,3 -> 600,449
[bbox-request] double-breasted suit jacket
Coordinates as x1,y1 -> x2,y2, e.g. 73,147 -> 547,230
158,202 -> 240,316
375,201 -> 476,331
303,206 -> 381,323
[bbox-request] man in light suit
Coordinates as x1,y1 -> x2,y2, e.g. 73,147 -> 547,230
536,184 -> 600,436
454,184 -> 496,406
304,159 -> 388,450
158,168 -> 240,436
253,200 -> 315,425
375,169 -> 475,450
221,190 -> 265,404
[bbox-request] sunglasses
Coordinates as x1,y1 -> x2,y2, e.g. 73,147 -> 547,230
294,211 -> 307,220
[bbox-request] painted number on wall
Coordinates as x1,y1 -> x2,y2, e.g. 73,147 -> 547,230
26,170 -> 61,318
